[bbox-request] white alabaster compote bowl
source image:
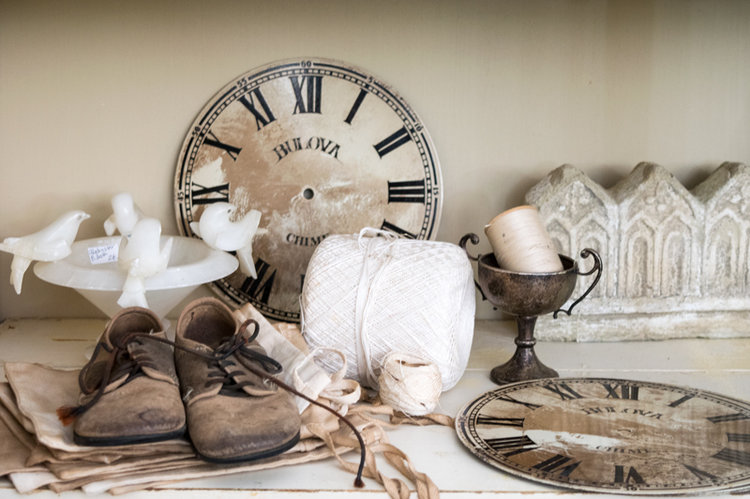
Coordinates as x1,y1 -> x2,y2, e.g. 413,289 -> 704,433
33,235 -> 238,318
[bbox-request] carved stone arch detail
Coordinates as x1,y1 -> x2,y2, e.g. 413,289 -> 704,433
621,218 -> 655,298
703,213 -> 741,295
660,228 -> 691,297
545,218 -> 570,257
525,162 -> 749,340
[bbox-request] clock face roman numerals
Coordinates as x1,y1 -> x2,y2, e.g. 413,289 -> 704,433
683,464 -> 718,480
374,126 -> 412,157
239,258 -> 276,305
543,382 -> 584,400
388,180 -> 426,204
380,220 -> 417,239
533,455 -> 581,477
344,88 -> 367,125
614,465 -> 646,485
203,131 -> 242,161
728,433 -> 750,443
485,435 -> 538,456
712,448 -> 750,467
456,378 -> 750,494
707,412 -> 749,424
191,183 -> 230,204
669,393 -> 695,407
476,415 -> 524,427
290,75 -> 322,114
492,393 -> 542,410
602,382 -> 640,400
238,88 -> 276,130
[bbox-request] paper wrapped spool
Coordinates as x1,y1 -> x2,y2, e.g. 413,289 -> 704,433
300,228 -> 476,391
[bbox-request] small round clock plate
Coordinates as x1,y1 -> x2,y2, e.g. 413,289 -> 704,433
174,58 -> 442,322
455,377 -> 750,495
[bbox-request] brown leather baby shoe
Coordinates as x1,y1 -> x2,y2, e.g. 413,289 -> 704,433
59,307 -> 186,446
175,297 -> 301,463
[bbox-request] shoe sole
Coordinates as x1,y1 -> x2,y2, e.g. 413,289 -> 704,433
73,425 -> 187,447
195,430 -> 301,464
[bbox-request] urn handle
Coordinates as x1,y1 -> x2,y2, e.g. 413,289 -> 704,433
459,233 -> 490,302
553,248 -> 602,318
459,233 -> 481,262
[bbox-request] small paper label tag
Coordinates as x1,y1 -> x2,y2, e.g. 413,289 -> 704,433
88,244 -> 119,265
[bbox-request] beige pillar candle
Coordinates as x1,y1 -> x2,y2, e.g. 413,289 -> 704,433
484,205 -> 563,273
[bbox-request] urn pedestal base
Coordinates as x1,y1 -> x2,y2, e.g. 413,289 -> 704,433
490,316 -> 558,385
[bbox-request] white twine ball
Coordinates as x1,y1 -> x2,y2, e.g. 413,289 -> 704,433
301,231 -> 476,392
377,352 -> 442,416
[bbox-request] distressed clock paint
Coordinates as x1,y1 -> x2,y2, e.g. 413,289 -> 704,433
456,377 -> 750,495
174,58 -> 442,321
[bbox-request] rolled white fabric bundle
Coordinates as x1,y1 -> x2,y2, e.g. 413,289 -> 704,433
377,352 -> 442,416
300,228 -> 475,391
484,205 -> 562,273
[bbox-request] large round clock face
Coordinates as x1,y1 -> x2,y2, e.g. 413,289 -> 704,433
456,378 -> 750,495
174,58 -> 442,321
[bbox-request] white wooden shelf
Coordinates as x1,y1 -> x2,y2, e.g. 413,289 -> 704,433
1,318 -> 748,498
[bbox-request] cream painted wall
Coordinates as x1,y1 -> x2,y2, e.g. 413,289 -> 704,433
1,0 -> 748,320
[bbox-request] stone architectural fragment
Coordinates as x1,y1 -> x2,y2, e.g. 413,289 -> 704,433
525,162 -> 750,341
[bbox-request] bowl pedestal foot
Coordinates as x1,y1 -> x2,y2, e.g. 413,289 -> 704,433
490,316 -> 558,385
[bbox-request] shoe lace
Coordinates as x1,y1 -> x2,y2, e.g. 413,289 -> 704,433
57,319 -> 366,488
203,323 -> 283,395
56,329 -> 162,426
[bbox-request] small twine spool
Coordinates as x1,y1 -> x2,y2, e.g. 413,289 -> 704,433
377,352 -> 442,416
484,205 -> 563,273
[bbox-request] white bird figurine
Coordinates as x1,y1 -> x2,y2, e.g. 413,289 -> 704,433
0,210 -> 90,294
104,192 -> 143,237
190,202 -> 262,278
116,217 -> 173,309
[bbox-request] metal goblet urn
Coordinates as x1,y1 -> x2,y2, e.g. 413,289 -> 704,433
460,233 -> 602,385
